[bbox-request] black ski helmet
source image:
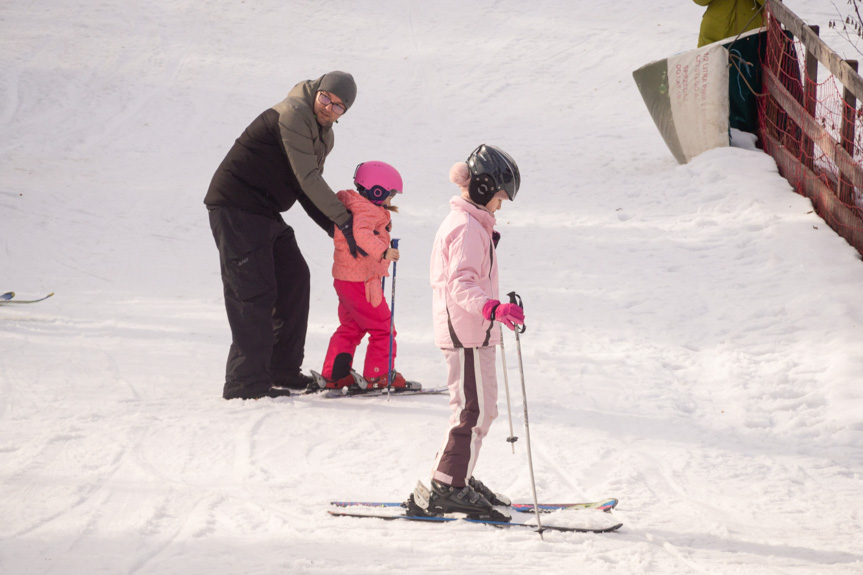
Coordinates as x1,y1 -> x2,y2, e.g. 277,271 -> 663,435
466,144 -> 521,206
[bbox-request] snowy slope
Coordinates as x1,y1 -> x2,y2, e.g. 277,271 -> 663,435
1,1 -> 862,573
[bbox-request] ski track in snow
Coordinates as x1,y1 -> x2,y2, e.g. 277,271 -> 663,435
2,1 -> 863,574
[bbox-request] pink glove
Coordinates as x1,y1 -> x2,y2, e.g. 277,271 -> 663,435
482,299 -> 525,331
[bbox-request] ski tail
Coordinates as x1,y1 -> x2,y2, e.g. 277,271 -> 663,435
512,498 -> 619,513
0,292 -> 53,305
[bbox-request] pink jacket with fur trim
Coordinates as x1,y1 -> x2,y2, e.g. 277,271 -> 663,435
430,195 -> 500,349
332,189 -> 391,307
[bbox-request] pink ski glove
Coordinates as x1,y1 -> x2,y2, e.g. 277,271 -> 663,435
482,299 -> 525,331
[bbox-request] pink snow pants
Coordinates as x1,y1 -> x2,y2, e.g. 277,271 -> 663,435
322,279 -> 396,380
432,347 -> 499,488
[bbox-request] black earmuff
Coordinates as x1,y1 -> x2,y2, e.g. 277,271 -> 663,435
469,173 -> 497,205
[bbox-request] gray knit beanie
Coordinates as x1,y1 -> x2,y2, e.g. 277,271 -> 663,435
318,71 -> 357,111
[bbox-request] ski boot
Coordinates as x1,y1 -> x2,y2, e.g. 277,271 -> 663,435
308,352 -> 358,393
364,371 -> 413,390
309,370 -> 354,392
469,476 -> 511,507
406,480 -> 511,521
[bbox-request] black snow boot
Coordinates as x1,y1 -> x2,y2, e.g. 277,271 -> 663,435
271,371 -> 315,391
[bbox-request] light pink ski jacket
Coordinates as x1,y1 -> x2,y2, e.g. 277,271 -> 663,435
332,189 -> 391,307
430,195 -> 500,349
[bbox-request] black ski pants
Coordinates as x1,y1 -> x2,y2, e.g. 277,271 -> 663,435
208,206 -> 310,399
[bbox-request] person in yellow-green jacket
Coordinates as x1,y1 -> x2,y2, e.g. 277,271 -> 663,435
694,0 -> 765,47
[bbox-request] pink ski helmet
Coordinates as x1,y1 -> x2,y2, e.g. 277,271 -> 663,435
353,161 -> 403,205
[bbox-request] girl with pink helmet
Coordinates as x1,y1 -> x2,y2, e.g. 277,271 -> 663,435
317,161 -> 411,389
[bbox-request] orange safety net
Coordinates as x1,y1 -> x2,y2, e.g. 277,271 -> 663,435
759,2 -> 863,251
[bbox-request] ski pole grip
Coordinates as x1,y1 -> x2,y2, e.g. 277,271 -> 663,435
507,291 -> 526,334
391,238 -> 399,249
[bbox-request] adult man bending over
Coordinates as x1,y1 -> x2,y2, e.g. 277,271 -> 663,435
205,71 -> 361,400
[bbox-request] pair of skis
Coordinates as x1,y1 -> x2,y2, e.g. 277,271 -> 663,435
0,291 -> 54,306
329,499 -> 622,534
330,482 -> 622,534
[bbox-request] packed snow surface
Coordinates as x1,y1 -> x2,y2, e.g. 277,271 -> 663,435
1,1 -> 861,573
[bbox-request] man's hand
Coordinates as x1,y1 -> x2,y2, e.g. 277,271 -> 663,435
338,215 -> 367,258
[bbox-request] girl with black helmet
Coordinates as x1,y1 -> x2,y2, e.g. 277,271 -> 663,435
408,144 -> 525,520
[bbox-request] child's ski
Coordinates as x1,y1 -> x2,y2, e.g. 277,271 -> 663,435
330,498 -> 619,513
328,510 -> 622,534
0,292 -> 54,306
321,386 -> 447,398
308,369 -> 447,398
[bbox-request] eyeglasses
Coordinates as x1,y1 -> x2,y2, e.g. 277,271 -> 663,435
318,92 -> 346,115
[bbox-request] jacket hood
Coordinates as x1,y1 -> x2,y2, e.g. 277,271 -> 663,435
288,77 -> 320,106
287,76 -> 333,131
450,195 -> 496,233
339,188 -> 372,212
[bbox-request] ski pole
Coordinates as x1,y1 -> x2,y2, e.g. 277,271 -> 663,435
386,238 -> 400,395
500,335 -> 518,454
508,290 -> 543,538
